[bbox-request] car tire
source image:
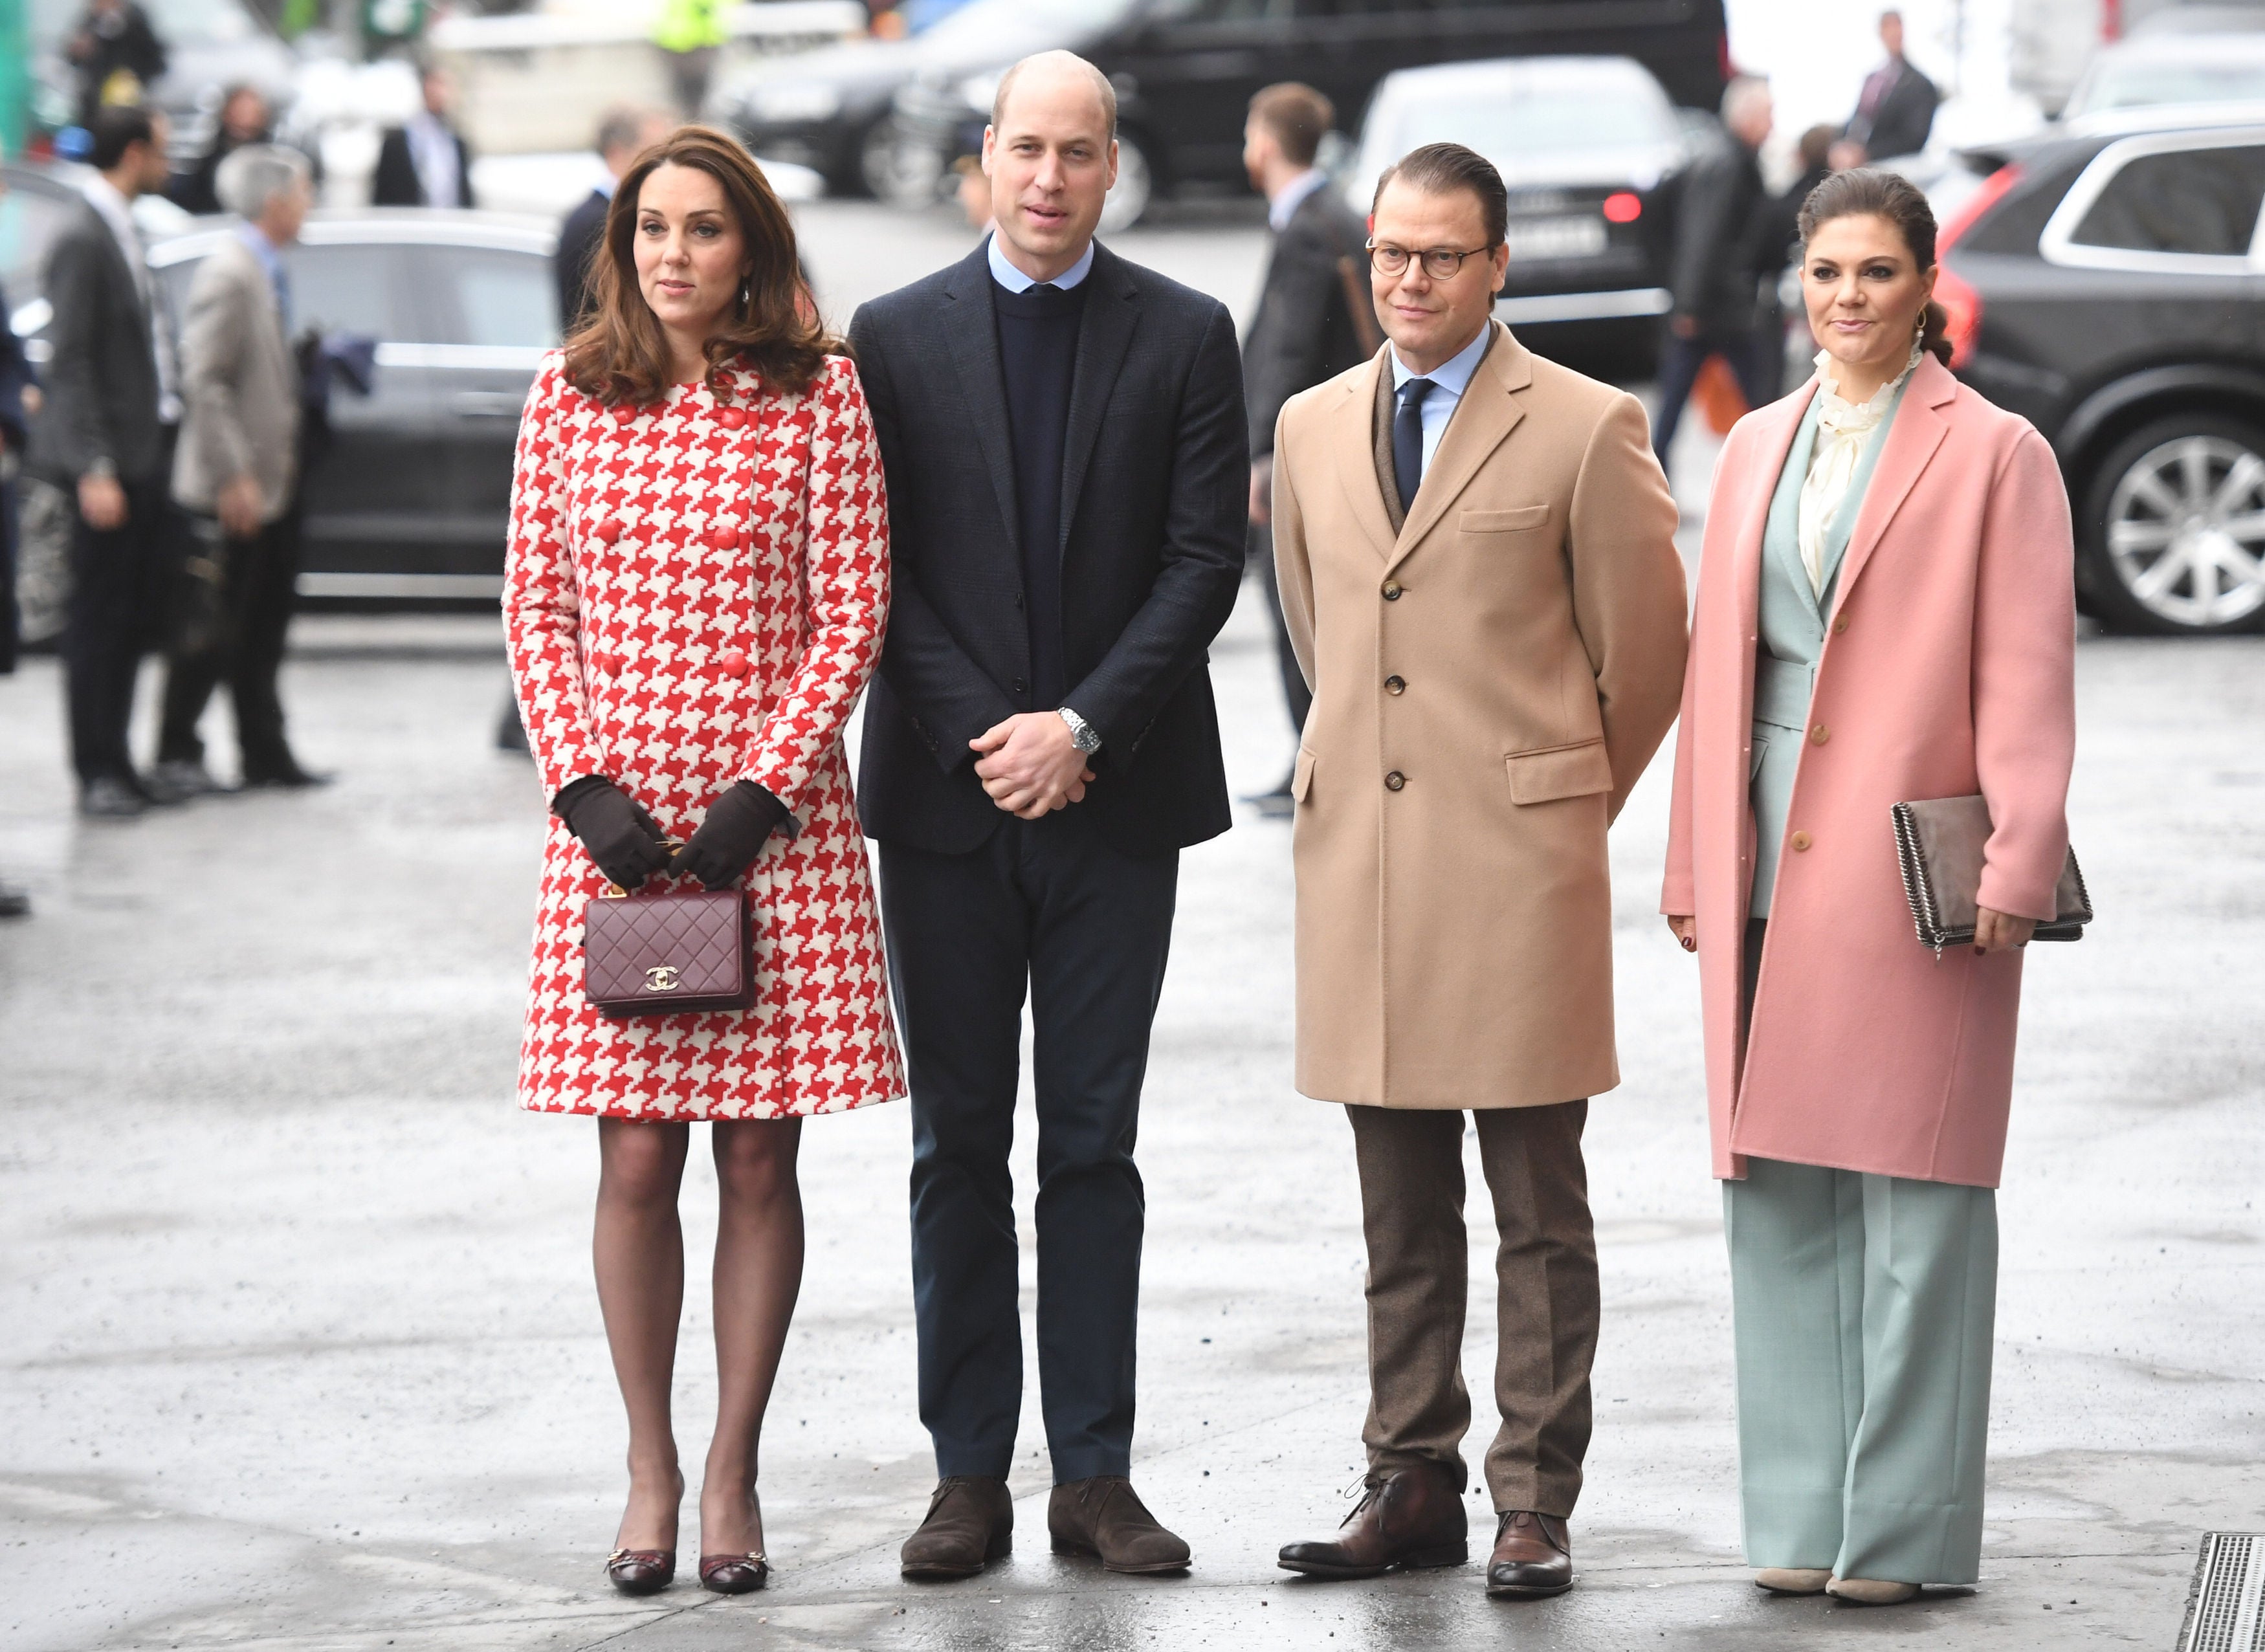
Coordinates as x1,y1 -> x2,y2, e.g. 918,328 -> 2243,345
860,117 -> 937,206
2081,413 -> 2265,635
1098,133 -> 1153,234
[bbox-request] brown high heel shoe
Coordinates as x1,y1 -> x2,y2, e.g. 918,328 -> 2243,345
604,1548 -> 676,1594
699,1551 -> 769,1594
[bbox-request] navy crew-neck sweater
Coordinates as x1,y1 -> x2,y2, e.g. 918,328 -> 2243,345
991,275 -> 1087,712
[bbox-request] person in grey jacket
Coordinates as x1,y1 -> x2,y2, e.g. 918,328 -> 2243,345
35,104 -> 186,819
1651,75 -> 1777,465
155,144 -> 325,791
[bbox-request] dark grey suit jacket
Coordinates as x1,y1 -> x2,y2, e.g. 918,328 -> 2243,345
1243,182 -> 1372,458
848,239 -> 1249,857
33,199 -> 165,485
1849,60 -> 1939,162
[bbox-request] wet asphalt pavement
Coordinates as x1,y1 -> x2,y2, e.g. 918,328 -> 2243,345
1,201 -> 2261,1651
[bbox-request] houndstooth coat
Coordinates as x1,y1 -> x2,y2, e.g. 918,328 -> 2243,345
503,351 -> 903,1121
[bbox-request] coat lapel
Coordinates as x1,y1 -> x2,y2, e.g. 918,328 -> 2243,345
1387,322 -> 1525,571
1331,345 -> 1398,561
1830,354 -> 1955,619
1057,242 -> 1140,556
938,245 -> 1022,560
1736,383 -> 1817,672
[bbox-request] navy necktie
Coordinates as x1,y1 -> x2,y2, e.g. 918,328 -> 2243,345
1393,377 -> 1434,517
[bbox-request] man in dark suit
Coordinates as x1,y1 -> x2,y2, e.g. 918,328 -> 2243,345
1239,80 -> 1374,815
1650,74 -> 1776,466
372,65 -> 475,210
848,49 -> 1246,1582
1845,10 -> 1939,164
35,104 -> 189,819
1,184 -> 38,914
556,105 -> 672,331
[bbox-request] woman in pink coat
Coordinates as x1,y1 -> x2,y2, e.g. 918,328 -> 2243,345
1661,170 -> 2075,1605
504,129 -> 901,1597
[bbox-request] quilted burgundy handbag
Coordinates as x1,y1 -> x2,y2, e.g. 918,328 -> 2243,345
584,867 -> 755,1019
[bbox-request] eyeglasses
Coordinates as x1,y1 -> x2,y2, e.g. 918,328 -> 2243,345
1367,241 -> 1492,280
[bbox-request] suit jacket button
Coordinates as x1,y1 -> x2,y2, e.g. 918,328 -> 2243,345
1809,723 -> 1830,745
723,649 -> 749,678
1384,770 -> 1406,791
1789,830 -> 1813,852
1011,676 -> 1028,694
1382,580 -> 1403,600
1384,674 -> 1405,695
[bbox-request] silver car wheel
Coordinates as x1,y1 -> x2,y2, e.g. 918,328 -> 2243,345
1098,135 -> 1152,234
2105,434 -> 2265,630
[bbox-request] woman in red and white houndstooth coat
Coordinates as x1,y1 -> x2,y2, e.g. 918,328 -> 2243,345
503,128 -> 901,1598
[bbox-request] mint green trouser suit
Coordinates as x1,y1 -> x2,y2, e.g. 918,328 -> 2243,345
1729,382 -> 1997,1586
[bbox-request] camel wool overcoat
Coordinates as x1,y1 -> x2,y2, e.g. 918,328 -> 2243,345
1272,324 -> 1688,1108
1660,356 -> 2077,1187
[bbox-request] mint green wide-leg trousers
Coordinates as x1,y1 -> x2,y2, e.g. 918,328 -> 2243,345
1722,1155 -> 1998,1585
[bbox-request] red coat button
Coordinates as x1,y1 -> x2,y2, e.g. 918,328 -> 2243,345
716,406 -> 747,429
723,649 -> 749,678
707,525 -> 736,549
591,516 -> 621,544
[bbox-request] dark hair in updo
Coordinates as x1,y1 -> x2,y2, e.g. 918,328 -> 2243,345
1797,166 -> 1953,366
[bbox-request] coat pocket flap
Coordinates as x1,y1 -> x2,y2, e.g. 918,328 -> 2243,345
1505,738 -> 1613,804
1291,746 -> 1316,802
1460,504 -> 1551,533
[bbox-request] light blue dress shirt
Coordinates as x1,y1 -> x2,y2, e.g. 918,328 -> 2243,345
1388,324 -> 1490,479
1266,168 -> 1328,232
236,222 -> 291,327
986,233 -> 1095,293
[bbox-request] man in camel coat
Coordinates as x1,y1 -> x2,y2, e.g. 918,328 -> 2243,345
1268,142 -> 1687,1601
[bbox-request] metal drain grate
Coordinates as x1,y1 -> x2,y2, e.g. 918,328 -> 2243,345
2180,1533 -> 2265,1652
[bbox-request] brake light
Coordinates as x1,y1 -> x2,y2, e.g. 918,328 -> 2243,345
1935,263 -> 1983,369
1602,192 -> 1642,224
1938,162 -> 2022,252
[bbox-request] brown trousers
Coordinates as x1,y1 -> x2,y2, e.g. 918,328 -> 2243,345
1346,1099 -> 1598,1517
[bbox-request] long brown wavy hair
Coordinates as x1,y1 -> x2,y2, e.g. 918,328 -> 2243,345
1796,166 -> 1954,366
562,126 -> 834,404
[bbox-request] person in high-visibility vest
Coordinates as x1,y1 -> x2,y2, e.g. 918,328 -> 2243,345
652,0 -> 729,118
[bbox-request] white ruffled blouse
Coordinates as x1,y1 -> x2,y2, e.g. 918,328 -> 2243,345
1796,338 -> 1924,595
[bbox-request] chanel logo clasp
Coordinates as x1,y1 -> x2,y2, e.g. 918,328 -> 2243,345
643,965 -> 683,993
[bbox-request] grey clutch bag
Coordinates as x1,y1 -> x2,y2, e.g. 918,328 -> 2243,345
1891,795 -> 2092,958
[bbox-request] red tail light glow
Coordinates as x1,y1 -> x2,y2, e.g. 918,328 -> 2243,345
1932,163 -> 2022,370
1602,192 -> 1642,224
1938,162 -> 2023,253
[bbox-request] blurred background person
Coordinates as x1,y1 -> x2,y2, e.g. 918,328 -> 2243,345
373,64 -> 475,210
652,0 -> 729,119
37,105 -> 190,820
1749,124 -> 1844,406
1238,80 -> 1373,819
1663,168 -> 2075,1609
1,179 -> 37,918
951,154 -> 993,236
557,106 -> 676,333
65,0 -> 167,126
1842,11 -> 1939,166
155,145 -> 327,795
170,84 -> 274,217
1651,74 -> 1776,467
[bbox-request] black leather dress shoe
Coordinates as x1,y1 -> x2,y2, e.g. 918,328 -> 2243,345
0,881 -> 31,920
241,762 -> 334,789
699,1550 -> 768,1593
80,776 -> 146,819
604,1547 -> 676,1595
1486,1510 -> 1574,1598
131,767 -> 192,806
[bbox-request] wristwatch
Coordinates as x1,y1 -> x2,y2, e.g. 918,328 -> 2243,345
1057,705 -> 1102,755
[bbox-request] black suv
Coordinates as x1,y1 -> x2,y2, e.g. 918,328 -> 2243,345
725,0 -> 1727,215
1927,107 -> 2265,634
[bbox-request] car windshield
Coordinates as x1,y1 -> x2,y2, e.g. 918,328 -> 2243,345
1382,83 -> 1676,159
2070,54 -> 2265,115
919,0 -> 1140,50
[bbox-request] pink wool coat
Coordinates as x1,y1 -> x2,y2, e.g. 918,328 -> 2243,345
1661,355 -> 2076,1188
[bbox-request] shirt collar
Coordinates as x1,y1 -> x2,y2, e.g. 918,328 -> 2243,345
594,175 -> 617,199
82,172 -> 136,235
236,220 -> 286,278
1389,322 -> 1491,399
1266,168 -> 1328,233
987,232 -> 1095,293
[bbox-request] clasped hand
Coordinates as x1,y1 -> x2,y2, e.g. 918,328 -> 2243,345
971,712 -> 1095,820
1664,907 -> 2037,955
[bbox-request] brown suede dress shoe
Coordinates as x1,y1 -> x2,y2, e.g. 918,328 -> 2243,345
1277,1462 -> 1469,1579
1048,1477 -> 1191,1574
1486,1510 -> 1574,1598
900,1476 -> 1013,1580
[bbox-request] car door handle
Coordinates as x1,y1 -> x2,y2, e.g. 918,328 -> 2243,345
450,391 -> 526,419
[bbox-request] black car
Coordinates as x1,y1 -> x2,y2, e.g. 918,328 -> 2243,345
727,0 -> 1727,214
9,205 -> 555,642
1925,107 -> 2265,633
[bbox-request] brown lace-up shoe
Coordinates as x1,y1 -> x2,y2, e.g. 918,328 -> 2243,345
900,1476 -> 1013,1580
1276,1462 -> 1469,1579
1047,1477 -> 1191,1574
1486,1510 -> 1574,1598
